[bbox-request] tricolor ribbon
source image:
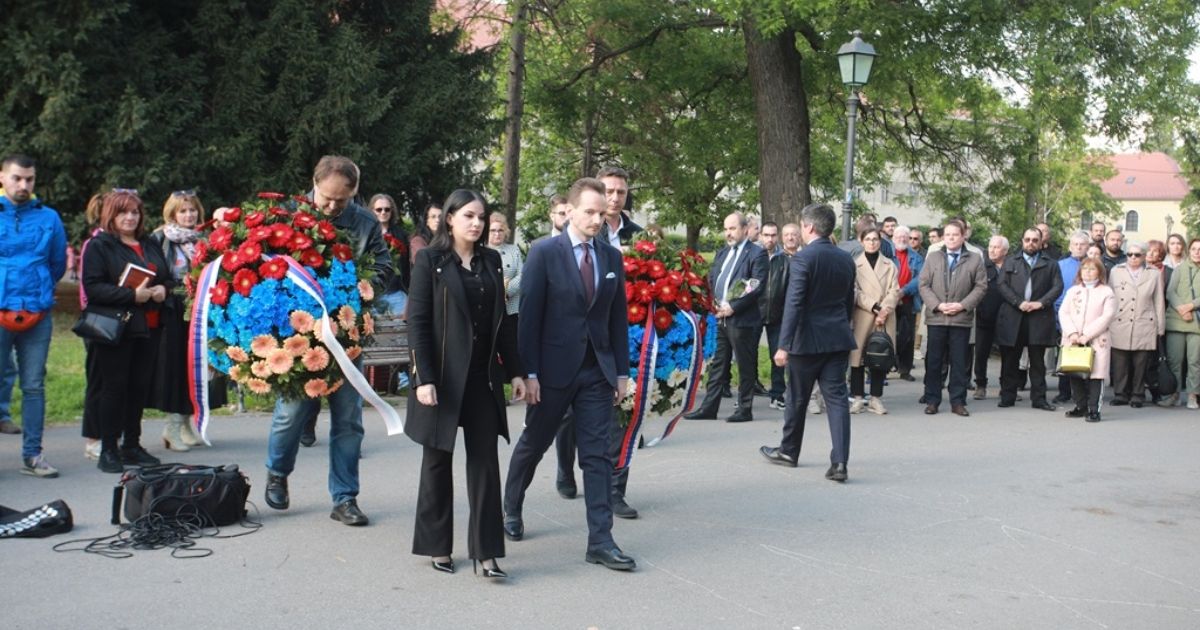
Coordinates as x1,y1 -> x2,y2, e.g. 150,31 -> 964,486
615,308 -> 659,470
644,310 -> 705,447
188,254 -> 405,441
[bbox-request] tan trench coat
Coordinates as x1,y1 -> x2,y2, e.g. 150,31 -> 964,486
850,254 -> 900,368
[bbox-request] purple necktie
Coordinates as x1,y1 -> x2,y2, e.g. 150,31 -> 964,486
580,243 -> 595,304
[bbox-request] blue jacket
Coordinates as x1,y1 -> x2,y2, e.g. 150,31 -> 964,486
1056,256 -> 1083,319
896,247 -> 924,311
779,237 -> 857,355
0,195 -> 68,312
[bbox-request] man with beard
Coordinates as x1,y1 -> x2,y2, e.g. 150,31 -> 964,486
995,227 -> 1064,411
1102,229 -> 1127,272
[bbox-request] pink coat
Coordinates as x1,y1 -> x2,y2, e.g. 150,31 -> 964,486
1057,283 -> 1116,381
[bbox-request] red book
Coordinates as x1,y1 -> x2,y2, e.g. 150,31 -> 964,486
119,262 -> 155,289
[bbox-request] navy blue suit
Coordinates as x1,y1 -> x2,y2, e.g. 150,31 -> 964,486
776,237 -> 857,464
504,232 -> 630,550
693,240 -> 769,417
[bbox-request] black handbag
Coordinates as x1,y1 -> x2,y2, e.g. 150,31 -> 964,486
112,464 -> 251,527
72,304 -> 131,345
863,327 -> 897,373
0,500 -> 74,538
1153,348 -> 1178,397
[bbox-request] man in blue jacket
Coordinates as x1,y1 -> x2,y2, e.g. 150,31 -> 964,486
760,203 -> 857,482
0,155 -> 67,478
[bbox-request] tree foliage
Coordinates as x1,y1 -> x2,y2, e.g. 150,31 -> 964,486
0,0 -> 496,236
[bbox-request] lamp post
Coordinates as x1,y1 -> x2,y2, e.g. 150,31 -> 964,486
837,31 -> 876,242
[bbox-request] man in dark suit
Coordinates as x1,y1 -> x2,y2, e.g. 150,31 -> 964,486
502,177 -> 636,571
996,227 -> 1064,410
759,204 -> 857,482
682,212 -> 768,422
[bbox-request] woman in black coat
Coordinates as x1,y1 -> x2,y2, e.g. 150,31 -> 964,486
405,189 -> 525,578
80,191 -> 174,473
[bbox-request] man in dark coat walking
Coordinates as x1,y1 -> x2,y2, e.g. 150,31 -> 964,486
996,227 -> 1064,410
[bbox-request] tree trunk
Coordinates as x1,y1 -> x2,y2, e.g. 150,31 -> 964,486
686,222 -> 701,251
500,0 -> 528,233
743,21 -> 812,226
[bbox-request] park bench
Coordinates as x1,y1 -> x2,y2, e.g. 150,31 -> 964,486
362,314 -> 411,395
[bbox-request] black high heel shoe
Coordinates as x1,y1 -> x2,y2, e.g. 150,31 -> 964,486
473,559 -> 507,579
431,558 -> 455,574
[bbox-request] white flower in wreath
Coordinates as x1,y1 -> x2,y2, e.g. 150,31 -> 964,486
668,388 -> 685,407
667,369 -> 687,388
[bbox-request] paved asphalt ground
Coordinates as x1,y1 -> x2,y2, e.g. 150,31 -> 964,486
3,366 -> 1199,629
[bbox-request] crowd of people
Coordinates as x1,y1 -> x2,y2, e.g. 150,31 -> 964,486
1,150 -> 1193,578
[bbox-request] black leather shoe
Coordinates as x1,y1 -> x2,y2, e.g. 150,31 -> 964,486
556,480 -> 577,499
300,431 -> 316,447
759,445 -> 798,468
1052,394 -> 1073,404
997,400 -> 1015,408
120,446 -> 161,467
720,385 -> 732,398
682,409 -> 717,420
1131,400 -> 1144,408
265,473 -> 289,510
1086,411 -> 1101,422
899,372 -> 915,382
753,382 -> 769,396
825,462 -> 848,482
474,559 -> 507,579
98,450 -> 124,474
431,558 -> 455,574
612,496 -> 639,519
330,499 -> 369,526
585,546 -> 636,571
1110,398 -> 1129,406
0,419 -> 20,434
924,403 -> 939,415
503,516 -> 524,541
725,412 -> 753,423
1032,401 -> 1057,412
1065,407 -> 1087,418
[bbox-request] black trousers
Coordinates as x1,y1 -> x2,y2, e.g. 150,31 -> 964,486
923,325 -> 971,406
849,366 -> 884,397
1070,377 -> 1104,412
1111,349 -> 1153,402
895,301 -> 916,375
557,410 -> 631,501
413,374 -> 504,560
695,323 -> 758,416
81,340 -> 102,440
974,324 -> 997,387
504,361 -> 616,550
91,333 -> 157,452
764,322 -> 785,398
780,351 -> 851,464
1000,319 -> 1050,405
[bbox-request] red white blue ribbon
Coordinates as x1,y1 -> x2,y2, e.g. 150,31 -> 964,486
188,254 -> 404,440
616,309 -> 659,470
645,310 -> 705,447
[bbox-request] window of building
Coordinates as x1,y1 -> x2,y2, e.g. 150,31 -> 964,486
1125,210 -> 1139,232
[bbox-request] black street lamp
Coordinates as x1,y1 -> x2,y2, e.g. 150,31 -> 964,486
837,31 -> 876,242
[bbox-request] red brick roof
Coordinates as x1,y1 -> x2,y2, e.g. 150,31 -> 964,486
1099,152 -> 1190,201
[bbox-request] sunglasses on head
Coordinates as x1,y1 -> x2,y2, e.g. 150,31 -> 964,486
172,189 -> 197,197
112,187 -> 138,195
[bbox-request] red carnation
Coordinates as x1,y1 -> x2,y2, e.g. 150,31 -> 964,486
192,241 -> 209,266
237,240 -> 263,263
288,232 -> 314,252
270,206 -> 291,217
244,211 -> 266,228
655,280 -> 678,303
293,212 -> 317,229
686,270 -> 702,285
232,268 -> 259,297
210,279 -> 230,306
257,192 -> 286,200
331,243 -> 354,262
653,308 -> 673,333
627,303 -> 647,324
220,252 -> 243,273
208,227 -> 233,252
267,223 -> 295,249
666,270 -> 684,286
634,240 -> 657,256
223,207 -> 242,223
317,221 -> 338,242
631,281 -> 654,305
676,292 -> 693,311
646,260 -> 667,279
291,195 -> 311,205
247,225 -> 272,243
299,249 -> 325,269
623,259 -> 641,277
258,258 -> 288,280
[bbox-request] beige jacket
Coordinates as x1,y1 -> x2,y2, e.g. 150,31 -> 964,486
918,248 -> 988,327
1109,264 -> 1165,351
850,254 -> 900,367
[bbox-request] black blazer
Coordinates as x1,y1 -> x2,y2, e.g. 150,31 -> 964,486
518,232 -> 630,389
80,231 -> 173,339
404,247 -> 523,452
995,252 -> 1064,347
976,262 -> 1004,329
778,237 -> 857,356
709,240 -> 769,328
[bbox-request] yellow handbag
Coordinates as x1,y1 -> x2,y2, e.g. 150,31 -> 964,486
1057,344 -> 1094,374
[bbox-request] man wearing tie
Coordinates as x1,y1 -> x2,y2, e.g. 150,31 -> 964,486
683,212 -> 768,422
502,177 -> 636,571
758,204 -> 856,481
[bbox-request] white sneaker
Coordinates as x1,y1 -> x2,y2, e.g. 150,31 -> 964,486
867,397 -> 888,415
1188,394 -> 1198,410
808,397 -> 823,415
849,398 -> 865,414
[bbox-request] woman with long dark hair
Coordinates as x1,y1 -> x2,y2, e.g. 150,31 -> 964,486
81,191 -> 173,472
405,189 -> 525,578
407,202 -> 442,264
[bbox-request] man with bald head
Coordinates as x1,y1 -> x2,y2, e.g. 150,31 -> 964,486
684,212 -> 768,422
